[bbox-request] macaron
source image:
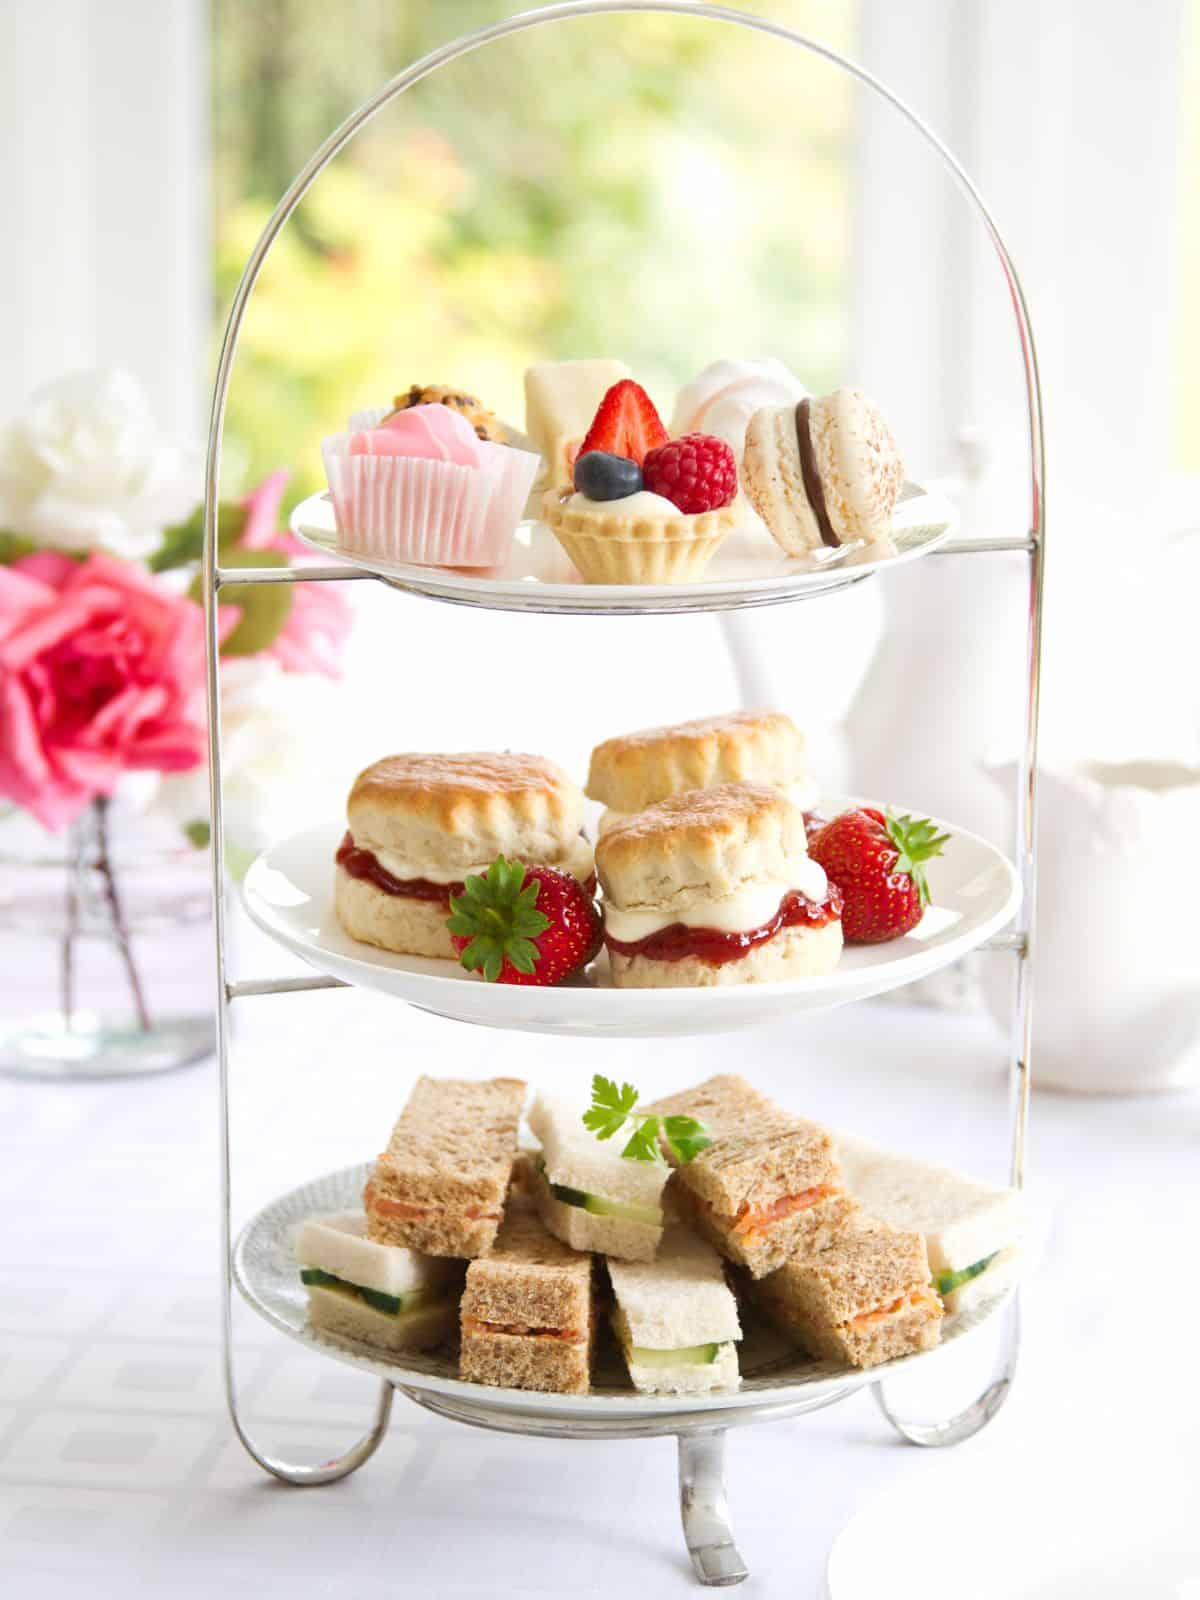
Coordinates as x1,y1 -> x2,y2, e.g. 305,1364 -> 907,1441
741,388 -> 904,556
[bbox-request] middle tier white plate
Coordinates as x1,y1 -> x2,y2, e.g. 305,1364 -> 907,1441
241,813 -> 1020,1038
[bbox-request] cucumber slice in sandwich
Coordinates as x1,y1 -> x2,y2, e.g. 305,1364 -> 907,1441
629,1342 -> 725,1368
932,1251 -> 998,1298
299,1268 -> 436,1318
541,1164 -> 663,1229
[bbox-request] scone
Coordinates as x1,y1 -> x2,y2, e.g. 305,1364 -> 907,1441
595,782 -> 843,988
335,753 -> 593,960
742,388 -> 904,557
587,710 -> 817,833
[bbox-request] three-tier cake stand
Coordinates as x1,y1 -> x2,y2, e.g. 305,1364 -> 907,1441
202,4 -> 1044,1587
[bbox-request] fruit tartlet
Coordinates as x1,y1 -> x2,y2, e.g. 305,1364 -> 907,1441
322,402 -> 539,568
541,379 -> 739,584
595,782 -> 843,988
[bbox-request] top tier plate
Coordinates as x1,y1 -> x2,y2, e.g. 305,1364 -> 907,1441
290,481 -> 957,615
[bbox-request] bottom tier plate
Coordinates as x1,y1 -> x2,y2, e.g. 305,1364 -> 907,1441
234,1165 -> 1014,1420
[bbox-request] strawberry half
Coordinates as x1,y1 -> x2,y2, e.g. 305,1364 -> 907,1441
446,856 -> 602,986
808,807 -> 950,944
578,380 -> 669,465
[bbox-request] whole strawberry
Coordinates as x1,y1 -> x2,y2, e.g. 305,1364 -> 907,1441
808,807 -> 949,944
643,433 -> 738,515
447,855 -> 602,985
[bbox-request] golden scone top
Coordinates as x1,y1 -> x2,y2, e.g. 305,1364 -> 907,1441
347,752 -> 586,874
587,710 -> 805,813
595,782 -> 810,909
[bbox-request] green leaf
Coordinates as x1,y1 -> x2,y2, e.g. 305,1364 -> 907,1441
661,1114 -> 713,1165
148,502 -> 250,573
884,810 -> 950,908
590,1075 -> 639,1115
582,1105 -> 628,1141
190,546 -> 294,656
0,530 -> 39,565
621,1118 -> 662,1163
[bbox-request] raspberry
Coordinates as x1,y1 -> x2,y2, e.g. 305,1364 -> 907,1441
642,434 -> 737,515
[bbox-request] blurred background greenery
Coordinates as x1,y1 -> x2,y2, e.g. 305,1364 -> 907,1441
213,0 -> 857,508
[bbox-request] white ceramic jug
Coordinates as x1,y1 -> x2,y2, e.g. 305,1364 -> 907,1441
980,760 -> 1200,1093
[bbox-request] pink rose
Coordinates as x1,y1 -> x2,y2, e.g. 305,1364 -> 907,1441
0,552 -> 224,829
239,469 -> 352,677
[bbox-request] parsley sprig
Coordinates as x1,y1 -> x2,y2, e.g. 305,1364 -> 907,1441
582,1074 -> 712,1165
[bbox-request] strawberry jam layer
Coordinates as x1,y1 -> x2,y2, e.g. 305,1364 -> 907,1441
605,886 -> 843,967
336,832 -> 597,904
336,831 -> 456,903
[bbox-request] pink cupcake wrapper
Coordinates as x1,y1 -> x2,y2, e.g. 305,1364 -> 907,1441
321,434 -> 541,568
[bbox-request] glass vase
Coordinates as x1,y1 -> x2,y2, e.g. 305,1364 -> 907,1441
0,791 -> 214,1079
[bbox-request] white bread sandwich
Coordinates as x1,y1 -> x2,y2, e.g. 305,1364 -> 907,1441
606,1227 -> 742,1395
752,1222 -> 943,1369
459,1212 -> 594,1394
295,1211 -> 463,1353
526,1092 -> 668,1262
835,1133 -> 1024,1313
524,358 -> 632,490
586,710 -> 817,835
595,783 -> 842,989
364,1075 -> 526,1258
335,751 -> 593,960
644,1074 -> 858,1276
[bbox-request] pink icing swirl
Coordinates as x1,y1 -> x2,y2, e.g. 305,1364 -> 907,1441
348,403 -> 482,466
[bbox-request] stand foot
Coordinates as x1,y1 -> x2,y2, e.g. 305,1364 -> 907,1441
874,1294 -> 1019,1447
229,1375 -> 394,1485
677,1430 -> 749,1587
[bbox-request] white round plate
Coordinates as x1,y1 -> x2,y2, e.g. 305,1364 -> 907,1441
235,1164 -> 1013,1421
289,482 -> 958,615
240,812 -> 1020,1038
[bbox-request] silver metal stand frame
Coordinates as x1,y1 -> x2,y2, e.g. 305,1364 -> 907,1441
202,3 -> 1044,1585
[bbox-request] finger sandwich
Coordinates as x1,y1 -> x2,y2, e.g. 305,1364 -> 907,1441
596,783 -> 842,988
835,1134 -> 1025,1313
364,1076 -> 525,1258
336,752 -> 593,960
644,1074 -> 858,1277
295,1211 -> 462,1353
527,1092 -> 668,1262
752,1223 -> 943,1369
587,710 -> 818,835
606,1227 -> 742,1395
460,1212 -> 594,1395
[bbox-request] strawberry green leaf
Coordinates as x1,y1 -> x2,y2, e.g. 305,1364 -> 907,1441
884,810 -> 950,907
446,855 -> 551,981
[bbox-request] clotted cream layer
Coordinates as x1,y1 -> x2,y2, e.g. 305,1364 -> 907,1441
603,858 -> 829,944
364,830 -> 595,887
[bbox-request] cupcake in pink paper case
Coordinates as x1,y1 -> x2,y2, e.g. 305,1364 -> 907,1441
321,404 -> 540,568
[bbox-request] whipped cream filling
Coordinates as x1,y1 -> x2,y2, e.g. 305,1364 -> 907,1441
603,859 -> 829,944
566,489 -> 681,518
599,775 -> 818,836
363,831 -> 594,887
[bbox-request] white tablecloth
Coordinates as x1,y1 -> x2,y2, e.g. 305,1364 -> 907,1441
2,918 -> 1196,1598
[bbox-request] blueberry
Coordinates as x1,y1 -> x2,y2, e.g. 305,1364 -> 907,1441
573,450 -> 643,501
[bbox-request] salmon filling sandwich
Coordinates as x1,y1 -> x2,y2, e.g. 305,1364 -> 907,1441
364,1075 -> 525,1258
750,1222 -> 944,1369
459,1213 -> 594,1395
644,1074 -> 858,1277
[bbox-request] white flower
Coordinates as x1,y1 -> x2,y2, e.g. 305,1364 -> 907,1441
0,368 -> 201,560
156,659 -> 351,865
